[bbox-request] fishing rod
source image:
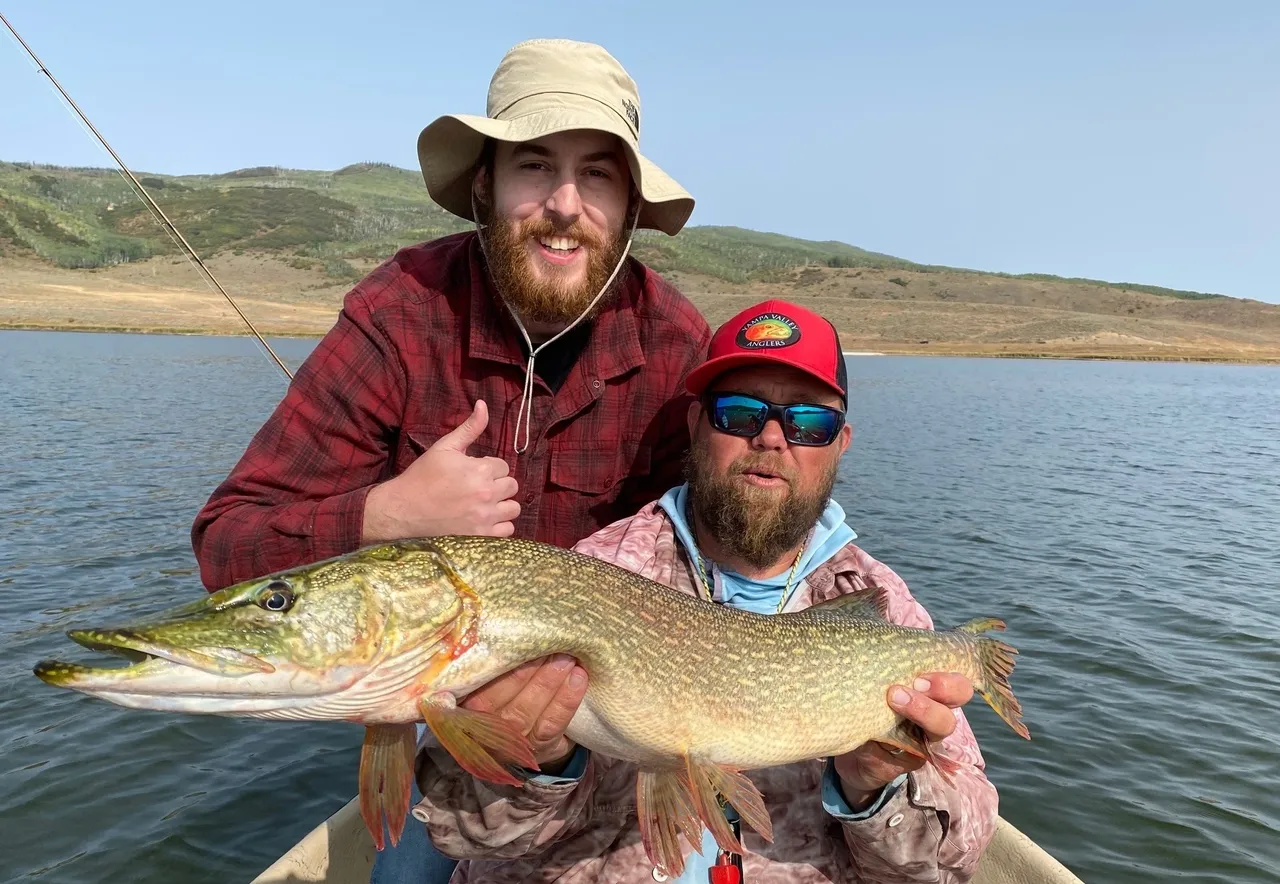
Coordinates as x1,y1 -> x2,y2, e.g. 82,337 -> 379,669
0,12 -> 294,381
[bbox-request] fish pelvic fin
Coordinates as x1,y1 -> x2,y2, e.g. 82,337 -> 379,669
876,719 -> 963,785
955,617 -> 1032,741
686,758 -> 774,852
420,693 -> 537,787
635,769 -> 702,878
359,723 -> 417,851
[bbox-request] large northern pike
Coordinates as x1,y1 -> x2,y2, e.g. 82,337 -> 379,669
34,536 -> 1029,876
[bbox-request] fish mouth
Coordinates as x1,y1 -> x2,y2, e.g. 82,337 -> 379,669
34,627 -> 274,688
33,626 -> 369,719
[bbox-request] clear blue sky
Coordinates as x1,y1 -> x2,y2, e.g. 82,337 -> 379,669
2,1 -> 1277,302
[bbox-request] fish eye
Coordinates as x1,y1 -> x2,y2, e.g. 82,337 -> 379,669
257,580 -> 295,612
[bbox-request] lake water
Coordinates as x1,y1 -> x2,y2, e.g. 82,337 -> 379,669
2,329 -> 1278,884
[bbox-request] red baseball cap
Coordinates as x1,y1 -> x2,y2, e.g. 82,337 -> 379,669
685,299 -> 848,404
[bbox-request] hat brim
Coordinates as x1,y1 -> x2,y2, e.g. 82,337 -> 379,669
417,97 -> 693,236
685,353 -> 847,402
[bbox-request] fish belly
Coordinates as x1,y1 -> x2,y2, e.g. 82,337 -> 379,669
564,665 -> 901,773
565,699 -> 669,767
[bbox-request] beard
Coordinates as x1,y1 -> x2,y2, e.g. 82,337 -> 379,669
481,209 -> 630,326
685,437 -> 840,571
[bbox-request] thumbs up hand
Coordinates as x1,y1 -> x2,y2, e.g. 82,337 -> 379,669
361,400 -> 521,543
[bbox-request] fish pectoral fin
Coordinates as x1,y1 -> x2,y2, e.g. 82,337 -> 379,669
876,719 -> 962,785
805,584 -> 889,621
686,757 -> 774,854
359,723 -> 417,851
635,769 -> 702,878
420,693 -> 536,787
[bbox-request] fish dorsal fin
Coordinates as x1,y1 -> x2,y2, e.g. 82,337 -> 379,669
806,585 -> 889,621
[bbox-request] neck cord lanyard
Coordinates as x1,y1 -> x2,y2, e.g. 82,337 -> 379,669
690,543 -> 807,614
685,499 -> 811,613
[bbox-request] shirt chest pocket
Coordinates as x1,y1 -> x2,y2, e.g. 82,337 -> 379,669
392,427 -> 431,476
393,418 -> 513,476
549,438 -> 652,496
392,425 -> 499,476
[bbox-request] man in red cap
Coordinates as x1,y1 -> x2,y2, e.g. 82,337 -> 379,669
412,299 -> 1002,883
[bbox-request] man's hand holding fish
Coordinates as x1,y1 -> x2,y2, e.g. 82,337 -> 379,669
457,653 -> 588,773
834,672 -> 976,811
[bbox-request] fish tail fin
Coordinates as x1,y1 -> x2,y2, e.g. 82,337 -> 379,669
359,724 -> 418,850
956,617 -> 1031,740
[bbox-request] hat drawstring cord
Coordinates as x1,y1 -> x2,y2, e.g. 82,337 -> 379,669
473,191 -> 640,455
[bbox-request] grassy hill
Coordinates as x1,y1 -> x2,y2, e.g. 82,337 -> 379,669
2,160 -> 1278,362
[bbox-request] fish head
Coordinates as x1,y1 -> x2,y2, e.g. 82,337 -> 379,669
32,541 -> 467,719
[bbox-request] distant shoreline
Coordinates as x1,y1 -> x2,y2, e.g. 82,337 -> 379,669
6,322 -> 1279,365
0,322 -> 322,341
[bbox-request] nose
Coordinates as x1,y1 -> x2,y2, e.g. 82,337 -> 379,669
545,176 -> 583,224
750,416 -> 788,452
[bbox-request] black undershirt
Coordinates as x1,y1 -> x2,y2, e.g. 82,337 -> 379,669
526,321 -> 593,393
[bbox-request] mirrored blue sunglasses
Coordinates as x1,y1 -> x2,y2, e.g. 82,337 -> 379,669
704,392 -> 845,446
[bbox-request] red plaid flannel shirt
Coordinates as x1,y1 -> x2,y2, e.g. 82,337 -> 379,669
191,232 -> 711,591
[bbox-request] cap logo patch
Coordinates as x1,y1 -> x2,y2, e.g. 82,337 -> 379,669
737,313 -> 801,349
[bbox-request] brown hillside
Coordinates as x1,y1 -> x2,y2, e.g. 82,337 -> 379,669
3,253 -> 1279,364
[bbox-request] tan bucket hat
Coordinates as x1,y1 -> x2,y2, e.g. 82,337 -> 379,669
416,38 -> 694,236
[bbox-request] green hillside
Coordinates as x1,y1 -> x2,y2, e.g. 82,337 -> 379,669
0,160 -> 1227,301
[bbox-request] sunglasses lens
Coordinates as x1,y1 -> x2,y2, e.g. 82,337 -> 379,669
785,406 -> 840,445
711,395 -> 767,436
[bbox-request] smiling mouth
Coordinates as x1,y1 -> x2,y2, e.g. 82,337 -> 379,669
537,235 -> 581,255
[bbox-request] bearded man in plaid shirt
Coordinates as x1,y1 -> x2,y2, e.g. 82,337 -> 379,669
190,38 -> 710,884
